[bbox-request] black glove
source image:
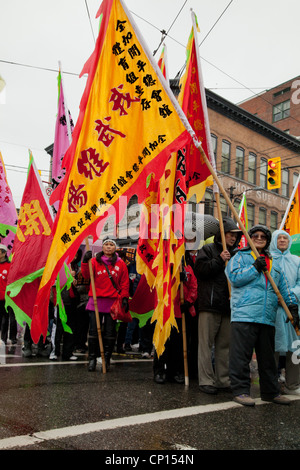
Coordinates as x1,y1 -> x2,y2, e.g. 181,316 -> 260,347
288,304 -> 299,329
122,297 -> 129,313
180,270 -> 188,282
253,257 -> 267,273
83,250 -> 92,263
180,301 -> 192,314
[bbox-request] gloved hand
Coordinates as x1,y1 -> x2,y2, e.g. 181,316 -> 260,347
287,304 -> 299,329
180,301 -> 192,314
253,257 -> 267,273
180,270 -> 188,282
122,297 -> 129,313
83,250 -> 92,263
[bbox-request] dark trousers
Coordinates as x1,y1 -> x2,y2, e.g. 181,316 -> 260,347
0,301 -> 17,343
229,322 -> 279,399
88,310 -> 116,359
153,318 -> 183,379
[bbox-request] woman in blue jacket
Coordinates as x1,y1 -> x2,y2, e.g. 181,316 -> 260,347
225,225 -> 298,406
270,229 -> 300,395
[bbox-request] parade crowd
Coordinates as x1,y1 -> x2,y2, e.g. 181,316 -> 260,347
0,220 -> 300,408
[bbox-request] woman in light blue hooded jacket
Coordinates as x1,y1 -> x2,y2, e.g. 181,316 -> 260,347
225,224 -> 298,406
270,229 -> 300,395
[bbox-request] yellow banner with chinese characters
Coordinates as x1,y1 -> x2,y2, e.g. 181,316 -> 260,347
32,0 -> 191,342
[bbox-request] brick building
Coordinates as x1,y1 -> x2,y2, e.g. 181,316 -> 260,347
203,88 -> 300,231
238,75 -> 300,138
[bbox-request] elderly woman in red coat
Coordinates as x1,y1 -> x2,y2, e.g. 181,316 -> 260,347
81,238 -> 130,372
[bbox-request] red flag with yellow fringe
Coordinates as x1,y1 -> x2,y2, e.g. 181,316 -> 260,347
136,147 -> 187,356
177,13 -> 215,202
31,0 -> 192,343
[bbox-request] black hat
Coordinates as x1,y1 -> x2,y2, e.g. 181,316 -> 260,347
248,224 -> 271,249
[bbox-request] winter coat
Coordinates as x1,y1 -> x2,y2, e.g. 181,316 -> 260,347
0,260 -> 10,301
270,229 -> 300,352
225,246 -> 297,326
194,218 -> 241,316
174,265 -> 198,318
81,254 -> 130,300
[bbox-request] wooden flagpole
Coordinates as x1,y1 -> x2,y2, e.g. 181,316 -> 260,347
195,143 -> 300,336
180,261 -> 189,387
85,237 -> 106,373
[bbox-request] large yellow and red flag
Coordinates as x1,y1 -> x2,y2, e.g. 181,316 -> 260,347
281,176 -> 300,235
31,0 -> 193,343
177,12 -> 215,202
136,147 -> 187,356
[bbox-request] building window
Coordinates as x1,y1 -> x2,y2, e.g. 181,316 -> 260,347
247,203 -> 254,228
293,172 -> 299,187
260,158 -> 267,188
248,152 -> 256,185
282,169 -> 289,197
270,211 -> 278,232
204,189 -> 214,216
211,134 -> 217,163
259,207 -> 267,225
220,194 -> 228,218
221,140 -> 230,174
235,147 -> 244,179
273,100 -> 290,122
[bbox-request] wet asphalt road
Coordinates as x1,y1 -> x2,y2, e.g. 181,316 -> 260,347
1,341 -> 300,457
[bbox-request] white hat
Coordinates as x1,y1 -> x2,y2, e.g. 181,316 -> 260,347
0,244 -> 8,252
102,238 -> 117,247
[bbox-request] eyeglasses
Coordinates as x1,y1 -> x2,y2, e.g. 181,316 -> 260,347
251,234 -> 267,240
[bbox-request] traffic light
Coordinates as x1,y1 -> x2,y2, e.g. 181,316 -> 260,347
267,157 -> 281,190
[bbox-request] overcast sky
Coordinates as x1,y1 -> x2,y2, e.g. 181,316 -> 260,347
1,0 -> 300,207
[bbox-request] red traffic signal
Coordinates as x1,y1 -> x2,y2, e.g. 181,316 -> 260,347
267,157 -> 281,190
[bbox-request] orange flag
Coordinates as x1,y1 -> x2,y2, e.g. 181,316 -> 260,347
281,176 -> 300,235
31,0 -> 192,343
136,147 -> 187,356
177,12 -> 215,202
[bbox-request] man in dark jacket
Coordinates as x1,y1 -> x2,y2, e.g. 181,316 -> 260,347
195,217 -> 242,394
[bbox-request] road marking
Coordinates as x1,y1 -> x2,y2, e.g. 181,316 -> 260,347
0,396 -> 299,449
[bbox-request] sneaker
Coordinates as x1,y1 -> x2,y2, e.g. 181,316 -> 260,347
262,394 -> 291,405
141,352 -> 151,359
124,344 -> 132,352
282,386 -> 300,396
69,355 -> 78,361
233,394 -> 255,406
49,353 -> 57,360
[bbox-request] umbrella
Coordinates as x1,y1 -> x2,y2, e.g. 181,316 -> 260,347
184,212 -> 219,241
290,233 -> 300,256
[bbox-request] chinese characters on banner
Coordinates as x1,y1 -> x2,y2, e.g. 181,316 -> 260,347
32,0 -> 191,343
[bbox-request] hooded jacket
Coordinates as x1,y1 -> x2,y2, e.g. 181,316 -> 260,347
270,229 -> 300,351
225,230 -> 297,326
194,218 -> 242,315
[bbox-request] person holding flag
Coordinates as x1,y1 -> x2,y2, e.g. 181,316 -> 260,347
0,244 -> 16,344
226,225 -> 298,406
81,238 -> 130,372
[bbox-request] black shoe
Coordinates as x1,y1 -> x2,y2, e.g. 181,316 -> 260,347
88,359 -> 96,372
154,373 -> 166,384
199,385 -> 218,394
173,373 -> 185,384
